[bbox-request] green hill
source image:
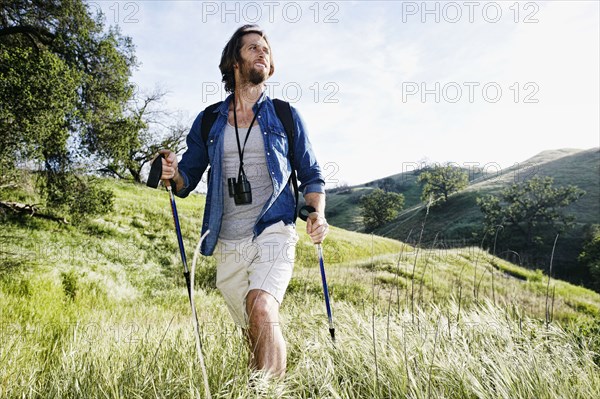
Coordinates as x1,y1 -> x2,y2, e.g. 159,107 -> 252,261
328,148 -> 599,231
328,148 -> 599,285
1,178 -> 599,398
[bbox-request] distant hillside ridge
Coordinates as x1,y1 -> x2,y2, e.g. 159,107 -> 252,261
327,147 -> 599,231
326,148 -> 599,287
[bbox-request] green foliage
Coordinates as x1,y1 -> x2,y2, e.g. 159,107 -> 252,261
359,188 -> 404,232
477,176 -> 585,247
42,174 -> 114,223
579,225 -> 600,291
1,0 -> 137,167
0,45 -> 79,167
417,164 -> 468,204
0,0 -> 136,220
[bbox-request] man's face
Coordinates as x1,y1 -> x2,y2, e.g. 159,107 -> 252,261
237,33 -> 272,85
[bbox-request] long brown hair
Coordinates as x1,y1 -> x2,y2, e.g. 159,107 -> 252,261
219,25 -> 275,93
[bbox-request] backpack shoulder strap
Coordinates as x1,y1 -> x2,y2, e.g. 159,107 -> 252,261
199,101 -> 222,187
272,99 -> 295,155
272,99 -> 300,223
201,101 -> 223,145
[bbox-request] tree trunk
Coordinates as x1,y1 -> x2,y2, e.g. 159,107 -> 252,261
0,201 -> 68,223
128,167 -> 141,183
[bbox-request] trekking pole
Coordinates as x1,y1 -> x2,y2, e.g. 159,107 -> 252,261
299,206 -> 336,343
147,155 -> 212,398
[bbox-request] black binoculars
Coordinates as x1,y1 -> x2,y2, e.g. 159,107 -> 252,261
228,173 -> 252,205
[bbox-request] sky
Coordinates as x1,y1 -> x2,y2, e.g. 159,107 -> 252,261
87,0 -> 600,187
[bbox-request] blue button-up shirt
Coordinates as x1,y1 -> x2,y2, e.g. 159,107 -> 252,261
175,93 -> 325,255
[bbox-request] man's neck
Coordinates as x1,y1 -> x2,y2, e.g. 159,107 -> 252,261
233,83 -> 264,113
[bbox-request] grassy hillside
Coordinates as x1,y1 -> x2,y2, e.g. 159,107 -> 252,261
1,178 -> 599,398
326,171 -> 428,231
465,147 -> 600,223
329,148 -> 599,285
325,163 -> 488,231
328,148 -> 599,233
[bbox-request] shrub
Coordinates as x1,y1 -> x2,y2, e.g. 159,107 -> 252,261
42,174 -> 114,223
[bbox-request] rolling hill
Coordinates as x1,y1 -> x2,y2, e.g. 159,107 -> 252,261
326,148 -> 600,285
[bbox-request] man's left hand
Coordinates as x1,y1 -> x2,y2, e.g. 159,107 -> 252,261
306,213 -> 329,244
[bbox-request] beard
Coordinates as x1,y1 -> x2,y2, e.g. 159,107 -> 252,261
239,58 -> 269,86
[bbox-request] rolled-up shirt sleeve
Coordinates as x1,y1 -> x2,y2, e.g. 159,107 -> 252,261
174,112 -> 209,198
290,106 -> 325,195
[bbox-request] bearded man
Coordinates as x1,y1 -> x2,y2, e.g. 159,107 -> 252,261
159,25 -> 328,377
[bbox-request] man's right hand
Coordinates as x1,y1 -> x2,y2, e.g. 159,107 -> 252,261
158,149 -> 182,189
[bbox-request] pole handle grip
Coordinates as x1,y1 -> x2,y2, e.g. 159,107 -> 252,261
299,205 -> 318,222
300,205 -> 324,244
147,153 -> 175,189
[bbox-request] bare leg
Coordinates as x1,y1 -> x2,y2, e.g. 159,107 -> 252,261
245,289 -> 286,377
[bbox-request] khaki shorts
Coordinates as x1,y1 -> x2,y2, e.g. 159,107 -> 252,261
214,221 -> 299,327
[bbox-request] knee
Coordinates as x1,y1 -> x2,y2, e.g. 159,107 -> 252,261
247,291 -> 278,329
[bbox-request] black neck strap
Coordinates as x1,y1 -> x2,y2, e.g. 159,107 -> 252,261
232,94 -> 263,176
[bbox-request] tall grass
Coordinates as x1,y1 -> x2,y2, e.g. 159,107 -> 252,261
2,289 -> 599,398
1,179 -> 599,398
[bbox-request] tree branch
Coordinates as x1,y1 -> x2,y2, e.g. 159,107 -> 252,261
0,25 -> 56,45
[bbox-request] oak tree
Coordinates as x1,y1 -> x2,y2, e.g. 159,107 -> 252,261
477,176 -> 585,247
417,164 -> 468,204
359,189 -> 405,232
